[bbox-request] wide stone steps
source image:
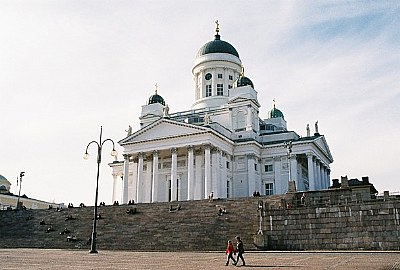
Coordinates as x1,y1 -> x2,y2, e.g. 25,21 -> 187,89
0,197 -> 260,251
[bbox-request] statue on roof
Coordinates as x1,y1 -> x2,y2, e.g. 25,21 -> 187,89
204,113 -> 210,125
306,124 -> 310,137
163,104 -> 170,117
125,125 -> 132,136
315,121 -> 319,134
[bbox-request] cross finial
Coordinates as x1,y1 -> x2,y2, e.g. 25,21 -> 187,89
215,20 -> 220,35
273,98 -> 276,108
155,83 -> 158,94
241,66 -> 244,76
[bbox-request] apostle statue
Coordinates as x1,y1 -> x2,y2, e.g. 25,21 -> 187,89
125,125 -> 132,136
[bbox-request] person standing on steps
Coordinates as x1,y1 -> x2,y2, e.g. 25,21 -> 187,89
233,236 -> 245,266
225,240 -> 236,266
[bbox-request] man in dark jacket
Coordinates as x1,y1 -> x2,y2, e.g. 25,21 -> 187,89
233,236 -> 245,266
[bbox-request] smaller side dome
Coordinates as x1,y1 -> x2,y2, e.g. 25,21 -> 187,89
234,75 -> 254,88
147,84 -> 165,106
268,101 -> 284,119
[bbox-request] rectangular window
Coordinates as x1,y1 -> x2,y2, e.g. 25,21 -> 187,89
218,73 -> 223,79
265,183 -> 274,196
254,163 -> 258,171
206,85 -> 212,97
228,85 -> 232,89
226,161 -> 230,169
217,84 -> 223,96
229,75 -> 233,80
265,164 -> 273,172
227,180 -> 230,198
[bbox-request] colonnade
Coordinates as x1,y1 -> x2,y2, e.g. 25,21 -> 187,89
307,153 -> 330,191
114,144 -> 232,204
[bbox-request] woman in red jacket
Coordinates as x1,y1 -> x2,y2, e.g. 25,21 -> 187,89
225,240 -> 237,266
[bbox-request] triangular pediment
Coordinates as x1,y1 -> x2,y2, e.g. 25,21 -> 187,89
119,119 -> 208,145
314,136 -> 333,162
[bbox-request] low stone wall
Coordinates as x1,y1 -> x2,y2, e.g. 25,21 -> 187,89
258,190 -> 400,251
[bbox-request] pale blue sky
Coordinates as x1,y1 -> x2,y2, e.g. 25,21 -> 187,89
1,1 -> 399,205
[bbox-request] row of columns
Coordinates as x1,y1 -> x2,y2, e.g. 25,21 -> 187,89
307,153 -> 330,191
271,153 -> 330,194
118,145 -> 230,204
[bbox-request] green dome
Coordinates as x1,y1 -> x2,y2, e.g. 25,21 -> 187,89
234,75 -> 254,88
147,92 -> 165,106
197,34 -> 239,58
268,106 -> 284,119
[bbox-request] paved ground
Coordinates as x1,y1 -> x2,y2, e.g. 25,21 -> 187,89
0,249 -> 399,270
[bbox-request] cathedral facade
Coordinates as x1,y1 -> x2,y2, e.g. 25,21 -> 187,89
110,25 -> 333,204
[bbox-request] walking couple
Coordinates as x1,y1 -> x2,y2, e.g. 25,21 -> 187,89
225,236 -> 245,266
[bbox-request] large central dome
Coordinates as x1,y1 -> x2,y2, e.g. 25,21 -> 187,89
196,33 -> 239,58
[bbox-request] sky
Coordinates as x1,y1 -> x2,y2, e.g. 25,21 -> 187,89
1,1 -> 399,206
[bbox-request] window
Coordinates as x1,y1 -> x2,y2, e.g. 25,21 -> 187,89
217,84 -> 223,96
265,164 -> 273,172
229,75 -> 233,80
228,85 -> 232,89
254,163 -> 258,171
226,161 -> 230,169
206,85 -> 212,97
226,180 -> 230,198
265,183 -> 274,196
218,73 -> 223,79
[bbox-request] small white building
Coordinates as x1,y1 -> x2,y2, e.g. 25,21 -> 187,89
110,24 -> 333,204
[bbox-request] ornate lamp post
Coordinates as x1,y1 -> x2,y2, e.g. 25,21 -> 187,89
84,126 -> 117,253
285,141 -> 293,186
16,171 -> 25,210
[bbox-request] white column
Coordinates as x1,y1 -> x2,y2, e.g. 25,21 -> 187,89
224,67 -> 228,96
315,160 -> 321,190
151,150 -> 159,202
187,146 -> 194,200
212,69 -> 216,96
112,174 -> 118,203
171,148 -> 178,201
221,152 -> 228,198
122,155 -> 130,204
320,165 -> 325,189
204,144 -> 211,199
246,105 -> 252,131
194,152 -> 203,200
247,154 -> 256,197
327,169 -> 331,188
130,158 -> 138,202
274,157 -> 282,194
145,158 -> 152,203
136,152 -> 144,203
313,158 -> 318,190
211,149 -> 217,197
307,153 -> 315,191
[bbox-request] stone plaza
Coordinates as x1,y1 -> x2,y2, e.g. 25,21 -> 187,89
0,249 -> 399,270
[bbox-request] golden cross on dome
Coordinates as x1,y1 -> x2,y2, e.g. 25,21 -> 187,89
155,83 -> 158,94
241,66 -> 245,76
273,98 -> 276,108
215,20 -> 220,35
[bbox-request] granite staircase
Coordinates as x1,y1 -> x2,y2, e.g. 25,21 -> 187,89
0,198 -> 261,251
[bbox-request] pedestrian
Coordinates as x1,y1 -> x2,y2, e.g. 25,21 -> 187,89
225,240 -> 236,266
233,236 -> 245,266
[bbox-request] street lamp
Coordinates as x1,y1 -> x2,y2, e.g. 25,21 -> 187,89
16,171 -> 25,210
284,141 -> 293,186
84,126 -> 117,253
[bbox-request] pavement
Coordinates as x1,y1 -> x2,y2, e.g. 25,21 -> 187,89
0,249 -> 399,270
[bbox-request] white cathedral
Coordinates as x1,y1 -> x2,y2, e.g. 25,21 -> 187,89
110,23 -> 333,204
